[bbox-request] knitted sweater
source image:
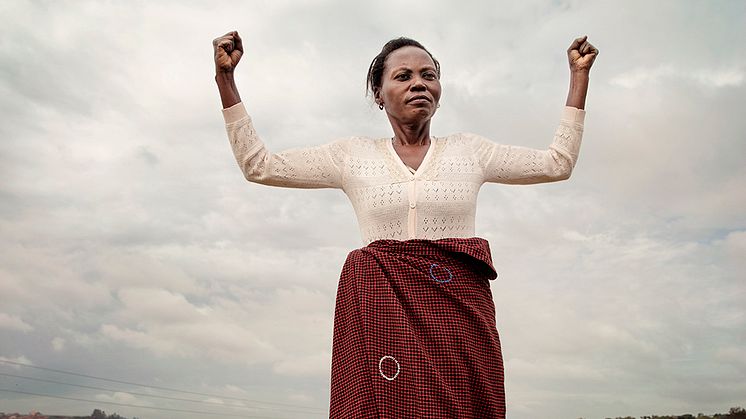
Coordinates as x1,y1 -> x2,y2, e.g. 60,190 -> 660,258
223,103 -> 586,245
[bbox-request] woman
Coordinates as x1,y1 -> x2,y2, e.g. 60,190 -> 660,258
213,31 -> 597,418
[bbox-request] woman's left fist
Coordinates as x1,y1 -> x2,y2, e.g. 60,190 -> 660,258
567,35 -> 598,73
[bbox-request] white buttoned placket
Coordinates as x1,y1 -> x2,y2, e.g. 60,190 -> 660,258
407,177 -> 417,239
388,138 -> 437,240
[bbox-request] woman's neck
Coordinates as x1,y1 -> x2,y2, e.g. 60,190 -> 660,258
389,118 -> 431,146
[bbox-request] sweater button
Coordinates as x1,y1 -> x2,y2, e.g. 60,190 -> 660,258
409,202 -> 416,209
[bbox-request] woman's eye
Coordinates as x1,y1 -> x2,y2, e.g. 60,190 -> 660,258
395,74 -> 410,80
423,72 -> 437,80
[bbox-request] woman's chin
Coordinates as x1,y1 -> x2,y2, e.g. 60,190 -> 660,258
409,108 -> 435,121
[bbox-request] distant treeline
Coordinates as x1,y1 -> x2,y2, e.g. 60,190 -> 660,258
4,406 -> 744,419
88,409 -> 133,419
600,406 -> 746,419
0,409 -> 135,419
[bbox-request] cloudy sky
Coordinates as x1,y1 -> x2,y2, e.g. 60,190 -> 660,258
1,1 -> 744,418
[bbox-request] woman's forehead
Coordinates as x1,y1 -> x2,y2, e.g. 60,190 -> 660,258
384,46 -> 436,71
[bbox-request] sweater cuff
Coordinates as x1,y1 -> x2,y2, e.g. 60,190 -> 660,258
562,106 -> 586,125
222,102 -> 248,124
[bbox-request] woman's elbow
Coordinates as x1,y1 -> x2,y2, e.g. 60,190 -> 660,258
237,154 -> 272,183
241,166 -> 274,186
547,151 -> 576,182
550,162 -> 574,182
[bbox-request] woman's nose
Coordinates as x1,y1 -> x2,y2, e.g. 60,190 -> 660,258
410,77 -> 427,90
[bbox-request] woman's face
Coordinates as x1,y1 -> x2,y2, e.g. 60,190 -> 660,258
376,46 -> 441,125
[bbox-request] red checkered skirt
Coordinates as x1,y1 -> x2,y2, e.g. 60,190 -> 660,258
329,237 -> 505,418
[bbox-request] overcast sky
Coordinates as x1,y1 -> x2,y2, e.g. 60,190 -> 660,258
1,1 -> 744,418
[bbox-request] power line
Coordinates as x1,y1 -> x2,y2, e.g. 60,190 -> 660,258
0,372 -> 324,416
0,359 -> 325,412
0,388 -> 290,418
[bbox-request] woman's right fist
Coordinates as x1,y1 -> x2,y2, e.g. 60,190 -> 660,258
213,31 -> 243,73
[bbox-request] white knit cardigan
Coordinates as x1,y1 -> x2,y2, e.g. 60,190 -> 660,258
223,103 -> 586,245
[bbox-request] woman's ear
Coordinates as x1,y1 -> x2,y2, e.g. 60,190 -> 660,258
373,87 -> 382,105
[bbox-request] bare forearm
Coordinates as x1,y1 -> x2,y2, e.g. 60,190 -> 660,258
215,72 -> 242,109
565,71 -> 590,110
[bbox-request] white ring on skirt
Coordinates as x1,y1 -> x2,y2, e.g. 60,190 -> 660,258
378,355 -> 400,381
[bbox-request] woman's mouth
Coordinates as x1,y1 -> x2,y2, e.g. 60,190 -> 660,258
407,95 -> 431,104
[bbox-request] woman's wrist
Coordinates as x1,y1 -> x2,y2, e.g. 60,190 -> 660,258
215,71 -> 241,109
215,71 -> 235,82
570,70 -> 590,80
566,71 -> 590,110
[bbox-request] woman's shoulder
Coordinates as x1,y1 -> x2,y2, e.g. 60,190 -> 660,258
437,133 -> 508,160
331,135 -> 383,144
319,136 -> 374,150
440,132 -> 496,149
309,136 -> 388,161
337,136 -> 391,154
442,132 -> 490,141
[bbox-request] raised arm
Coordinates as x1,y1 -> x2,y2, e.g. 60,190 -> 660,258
475,36 -> 597,185
213,31 -> 347,189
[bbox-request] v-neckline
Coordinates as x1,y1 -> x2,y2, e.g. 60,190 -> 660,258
386,137 -> 437,178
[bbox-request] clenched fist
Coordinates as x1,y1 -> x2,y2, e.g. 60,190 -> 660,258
213,31 -> 243,73
567,35 -> 598,73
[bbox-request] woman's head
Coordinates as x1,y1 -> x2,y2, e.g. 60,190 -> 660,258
366,37 -> 440,98
367,38 -> 442,124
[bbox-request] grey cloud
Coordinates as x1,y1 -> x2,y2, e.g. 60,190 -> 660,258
1,1 -> 744,418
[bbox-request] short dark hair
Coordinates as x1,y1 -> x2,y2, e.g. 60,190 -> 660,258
366,37 -> 440,98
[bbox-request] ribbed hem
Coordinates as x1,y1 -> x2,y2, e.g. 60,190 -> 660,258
562,106 -> 586,124
222,102 -> 248,124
